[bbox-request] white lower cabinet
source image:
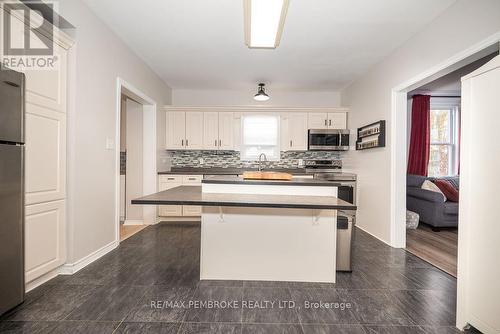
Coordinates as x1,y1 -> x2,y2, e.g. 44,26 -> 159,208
25,200 -> 66,283
158,175 -> 202,217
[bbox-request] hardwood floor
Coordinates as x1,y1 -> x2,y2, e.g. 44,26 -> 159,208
406,223 -> 458,277
119,224 -> 146,242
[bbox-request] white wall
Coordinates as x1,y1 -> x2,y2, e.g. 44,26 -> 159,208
341,0 -> 500,245
173,89 -> 342,107
59,0 -> 172,263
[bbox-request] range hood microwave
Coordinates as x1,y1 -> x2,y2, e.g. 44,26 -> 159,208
308,129 -> 350,151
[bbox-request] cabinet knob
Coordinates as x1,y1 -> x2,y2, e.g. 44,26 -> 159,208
324,119 -> 327,126
290,140 -> 292,147
215,139 -> 217,146
181,139 -> 184,146
186,139 -> 189,146
329,119 -> 332,126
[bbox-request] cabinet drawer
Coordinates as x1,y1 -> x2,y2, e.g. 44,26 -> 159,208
159,175 -> 183,183
183,205 -> 202,216
182,175 -> 202,184
159,205 -> 183,217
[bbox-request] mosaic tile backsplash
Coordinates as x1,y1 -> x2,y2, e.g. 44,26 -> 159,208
169,150 -> 342,169
120,151 -> 126,175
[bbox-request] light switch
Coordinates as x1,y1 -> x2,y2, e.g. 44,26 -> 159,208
106,138 -> 115,150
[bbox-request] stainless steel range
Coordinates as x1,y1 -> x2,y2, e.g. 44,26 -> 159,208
304,159 -> 356,272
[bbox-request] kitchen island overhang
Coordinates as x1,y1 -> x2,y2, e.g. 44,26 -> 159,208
132,176 -> 356,283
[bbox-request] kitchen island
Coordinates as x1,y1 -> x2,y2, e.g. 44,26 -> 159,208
132,175 -> 356,283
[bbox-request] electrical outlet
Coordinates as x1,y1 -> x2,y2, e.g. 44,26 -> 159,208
298,159 -> 304,167
199,157 -> 204,165
105,138 -> 115,150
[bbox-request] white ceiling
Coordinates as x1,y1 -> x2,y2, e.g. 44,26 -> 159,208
81,0 -> 456,91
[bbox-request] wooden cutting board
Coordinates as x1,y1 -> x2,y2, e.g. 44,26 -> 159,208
242,171 -> 293,180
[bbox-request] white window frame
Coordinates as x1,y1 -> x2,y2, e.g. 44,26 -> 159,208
240,113 -> 281,161
429,98 -> 460,177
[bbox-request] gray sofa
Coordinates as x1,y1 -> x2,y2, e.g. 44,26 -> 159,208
407,174 -> 459,230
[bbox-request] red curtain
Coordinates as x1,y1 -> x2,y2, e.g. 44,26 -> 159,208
407,95 -> 431,176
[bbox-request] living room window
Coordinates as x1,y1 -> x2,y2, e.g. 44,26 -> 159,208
428,100 -> 460,177
240,113 -> 280,161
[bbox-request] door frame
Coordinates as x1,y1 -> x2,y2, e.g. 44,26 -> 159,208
390,34 -> 500,330
115,78 -> 157,243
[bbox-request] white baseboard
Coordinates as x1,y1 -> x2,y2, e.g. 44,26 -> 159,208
25,267 -> 60,292
59,240 -> 119,275
123,219 -> 144,226
355,225 -> 393,247
157,217 -> 201,223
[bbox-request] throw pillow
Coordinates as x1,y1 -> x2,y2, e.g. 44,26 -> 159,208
421,180 -> 447,201
434,179 -> 459,202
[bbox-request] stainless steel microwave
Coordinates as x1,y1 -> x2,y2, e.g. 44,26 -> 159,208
308,129 -> 350,151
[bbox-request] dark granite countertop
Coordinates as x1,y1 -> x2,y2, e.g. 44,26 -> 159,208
202,175 -> 340,187
132,186 -> 356,210
158,167 -> 309,175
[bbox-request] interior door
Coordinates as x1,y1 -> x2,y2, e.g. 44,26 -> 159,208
185,112 -> 204,149
203,112 -> 219,150
218,112 -> 234,150
458,55 -> 500,334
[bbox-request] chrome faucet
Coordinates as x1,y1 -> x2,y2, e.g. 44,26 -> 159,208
258,153 -> 268,171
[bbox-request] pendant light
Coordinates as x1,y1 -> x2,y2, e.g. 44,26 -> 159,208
254,83 -> 270,101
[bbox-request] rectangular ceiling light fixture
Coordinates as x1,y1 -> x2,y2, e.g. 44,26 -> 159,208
244,0 -> 290,49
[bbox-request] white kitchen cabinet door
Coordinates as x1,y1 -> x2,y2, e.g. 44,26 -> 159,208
158,178 -> 182,216
166,112 -> 185,149
218,112 -> 234,150
25,200 -> 66,283
233,112 -> 242,151
328,112 -> 347,129
287,113 -> 308,151
24,44 -> 67,113
25,105 -> 66,205
203,112 -> 219,150
307,113 -> 328,129
185,112 -> 204,149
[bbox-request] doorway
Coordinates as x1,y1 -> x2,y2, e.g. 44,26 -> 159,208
403,53 -> 497,277
115,78 -> 157,243
391,40 -> 500,332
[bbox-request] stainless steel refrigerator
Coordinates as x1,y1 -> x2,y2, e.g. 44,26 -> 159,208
0,65 -> 25,315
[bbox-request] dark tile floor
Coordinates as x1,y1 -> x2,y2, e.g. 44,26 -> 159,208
0,222 -> 474,333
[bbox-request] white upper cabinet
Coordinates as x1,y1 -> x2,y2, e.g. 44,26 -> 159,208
308,113 -> 329,129
218,112 -> 234,150
307,112 -> 347,129
281,113 -> 308,151
166,108 -> 347,151
166,111 -> 204,149
166,111 -> 185,149
203,112 -> 219,150
284,113 -> 308,151
185,112 -> 204,149
328,112 -> 347,129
